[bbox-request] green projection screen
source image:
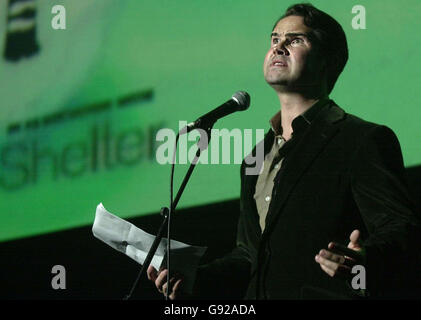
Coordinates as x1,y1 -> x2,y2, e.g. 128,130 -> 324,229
1,0 -> 420,242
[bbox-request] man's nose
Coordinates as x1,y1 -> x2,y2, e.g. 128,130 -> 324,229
272,41 -> 289,56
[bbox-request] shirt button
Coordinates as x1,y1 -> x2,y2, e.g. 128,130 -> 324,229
265,196 -> 271,202
274,164 -> 279,169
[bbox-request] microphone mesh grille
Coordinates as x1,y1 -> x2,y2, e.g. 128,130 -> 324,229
232,91 -> 250,110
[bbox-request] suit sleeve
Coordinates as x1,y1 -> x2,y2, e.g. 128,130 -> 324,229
350,125 -> 421,297
191,163 -> 252,299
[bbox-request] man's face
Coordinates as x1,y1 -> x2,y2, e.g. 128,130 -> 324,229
263,15 -> 325,91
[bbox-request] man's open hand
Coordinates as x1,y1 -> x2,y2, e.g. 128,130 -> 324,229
147,265 -> 183,300
315,229 -> 364,279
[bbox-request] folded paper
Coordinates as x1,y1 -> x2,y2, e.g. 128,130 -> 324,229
92,203 -> 207,294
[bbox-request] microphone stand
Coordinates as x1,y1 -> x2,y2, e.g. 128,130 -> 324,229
123,123 -> 213,300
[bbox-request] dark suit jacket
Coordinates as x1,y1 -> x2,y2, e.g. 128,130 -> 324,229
194,100 -> 421,300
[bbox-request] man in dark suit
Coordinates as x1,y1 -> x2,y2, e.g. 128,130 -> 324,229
148,3 -> 420,299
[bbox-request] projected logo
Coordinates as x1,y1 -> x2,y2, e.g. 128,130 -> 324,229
3,0 -> 40,61
0,1 -> 159,191
0,0 -> 117,128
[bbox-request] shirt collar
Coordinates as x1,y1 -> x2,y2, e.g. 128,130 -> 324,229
269,97 -> 331,137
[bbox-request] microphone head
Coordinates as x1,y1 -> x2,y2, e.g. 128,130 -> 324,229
232,91 -> 250,111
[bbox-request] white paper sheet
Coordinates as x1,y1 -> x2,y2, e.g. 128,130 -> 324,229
92,203 -> 207,294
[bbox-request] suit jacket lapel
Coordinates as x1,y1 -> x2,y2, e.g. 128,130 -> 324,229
262,103 -> 346,238
243,129 -> 274,200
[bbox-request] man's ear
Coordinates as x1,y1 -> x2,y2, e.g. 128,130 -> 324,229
320,58 -> 330,93
320,57 -> 328,72
317,59 -> 328,85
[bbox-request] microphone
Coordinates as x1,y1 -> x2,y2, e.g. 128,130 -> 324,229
180,91 -> 250,134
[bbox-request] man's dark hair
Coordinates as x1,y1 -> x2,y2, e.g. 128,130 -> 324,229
274,3 -> 348,94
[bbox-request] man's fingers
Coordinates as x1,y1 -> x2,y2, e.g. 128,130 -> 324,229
329,242 -> 362,262
172,278 -> 183,292
320,263 -> 335,277
319,249 -> 345,264
162,276 -> 183,299
317,232 -> 364,280
162,277 -> 175,297
169,279 -> 183,300
155,269 -> 168,293
319,261 -> 352,279
315,253 -> 339,271
349,229 -> 360,244
315,254 -> 352,279
147,265 -> 158,281
162,281 -> 168,296
162,277 -> 182,300
316,249 -> 355,268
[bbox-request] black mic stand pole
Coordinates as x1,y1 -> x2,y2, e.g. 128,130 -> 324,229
124,124 -> 213,300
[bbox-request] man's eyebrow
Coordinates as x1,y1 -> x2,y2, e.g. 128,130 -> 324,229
270,32 -> 309,38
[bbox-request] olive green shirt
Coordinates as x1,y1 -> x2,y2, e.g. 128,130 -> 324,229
254,98 -> 330,232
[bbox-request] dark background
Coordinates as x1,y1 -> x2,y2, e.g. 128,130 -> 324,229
1,165 -> 420,300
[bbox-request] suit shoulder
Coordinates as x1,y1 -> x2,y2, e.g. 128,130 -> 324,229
330,102 -> 400,148
342,112 -> 381,132
339,110 -> 396,140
